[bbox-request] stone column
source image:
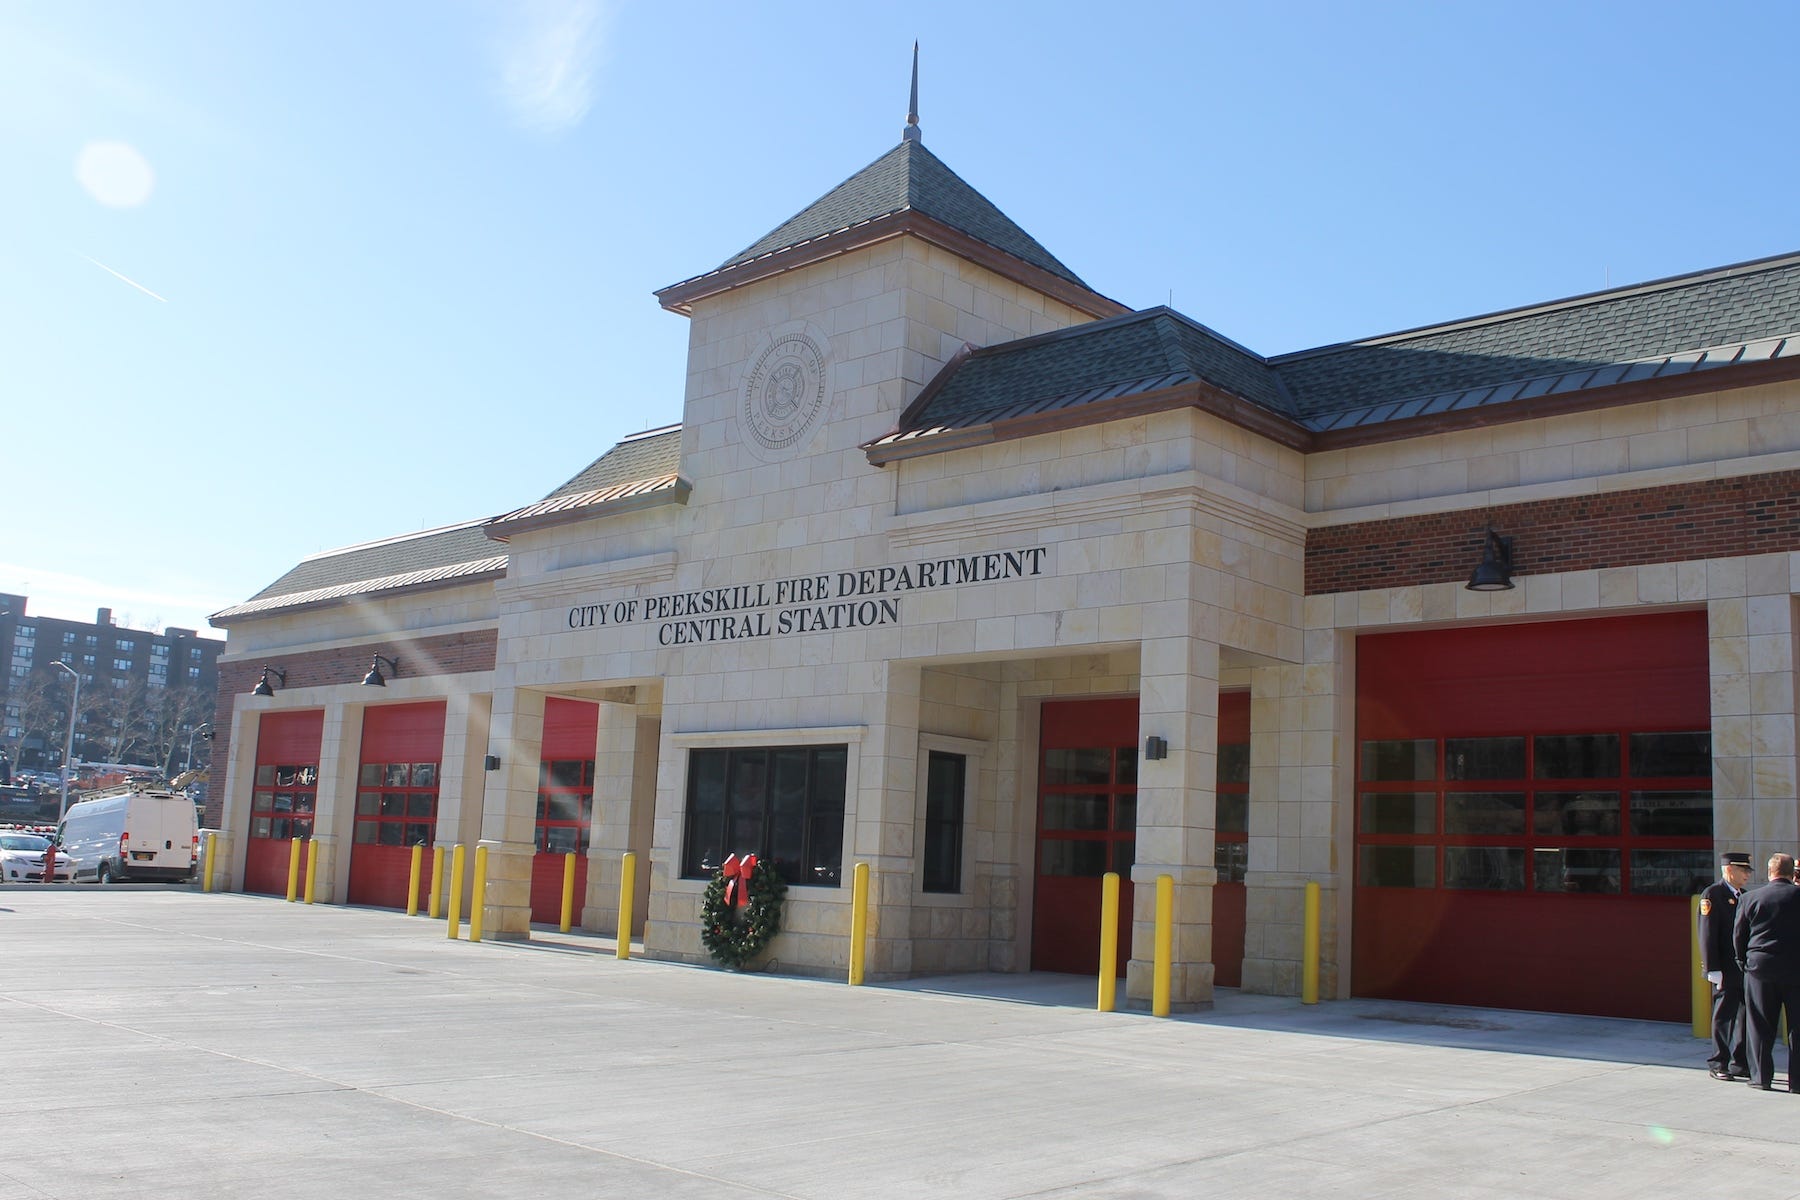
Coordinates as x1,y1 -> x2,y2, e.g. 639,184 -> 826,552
316,700 -> 365,904
1240,627 -> 1350,998
1130,632 -> 1220,1009
848,662 -> 921,980
218,705 -> 260,893
584,698 -> 641,936
1710,555 -> 1798,867
477,687 -> 543,940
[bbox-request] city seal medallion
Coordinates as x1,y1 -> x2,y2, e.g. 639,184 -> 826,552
740,328 -> 831,459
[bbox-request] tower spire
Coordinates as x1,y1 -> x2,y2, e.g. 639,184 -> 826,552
902,41 -> 921,144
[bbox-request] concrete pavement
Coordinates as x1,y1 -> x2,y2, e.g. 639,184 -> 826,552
0,888 -> 1794,1199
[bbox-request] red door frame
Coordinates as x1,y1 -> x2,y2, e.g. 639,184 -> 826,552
1213,691 -> 1250,988
245,711 -> 324,896
348,702 -> 446,911
530,697 -> 597,926
1032,698 -> 1138,976
1353,612 -> 1710,1021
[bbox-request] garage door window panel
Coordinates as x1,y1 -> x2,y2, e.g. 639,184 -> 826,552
681,745 -> 847,886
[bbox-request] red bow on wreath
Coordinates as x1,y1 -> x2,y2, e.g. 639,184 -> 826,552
721,853 -> 757,908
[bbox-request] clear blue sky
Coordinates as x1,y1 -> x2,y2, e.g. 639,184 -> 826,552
5,0 -> 1796,637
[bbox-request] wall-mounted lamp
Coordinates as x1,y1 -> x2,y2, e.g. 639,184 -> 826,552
1465,527 -> 1516,592
360,654 -> 400,687
1144,735 -> 1168,761
483,754 -> 501,772
251,666 -> 287,697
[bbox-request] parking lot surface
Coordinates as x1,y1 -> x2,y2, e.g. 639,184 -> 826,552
0,888 -> 1794,1199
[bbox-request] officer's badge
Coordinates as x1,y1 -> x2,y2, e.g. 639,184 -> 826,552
1700,898 -> 1712,915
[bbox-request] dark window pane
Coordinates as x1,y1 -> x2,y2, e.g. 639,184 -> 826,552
1533,792 -> 1620,836
1112,837 -> 1136,876
274,765 -> 299,787
543,826 -> 579,854
549,759 -> 586,789
294,793 -> 315,813
923,752 -> 966,894
1631,849 -> 1714,896
1045,748 -> 1113,785
728,809 -> 764,856
380,793 -> 407,818
806,812 -> 843,886
535,794 -> 548,821
1116,747 -> 1137,785
1445,847 -> 1526,890
1217,743 -> 1250,787
1360,740 -> 1435,782
271,818 -> 292,841
684,813 -> 723,878
255,765 -> 274,787
291,819 -> 312,840
1444,737 -> 1526,781
377,823 -> 404,846
1534,847 -> 1620,894
1215,839 -> 1248,883
1217,792 -> 1248,835
296,766 -> 318,786
1444,792 -> 1526,836
252,817 -> 272,839
1534,734 -> 1620,779
1114,795 -> 1137,833
1629,732 -> 1711,778
407,794 -> 435,819
359,764 -> 382,787
1043,794 -> 1108,831
253,791 -> 274,814
546,794 -> 583,823
384,763 -> 410,787
1359,793 -> 1435,834
1360,845 -> 1435,888
404,823 -> 432,846
356,792 -> 380,816
1042,840 -> 1108,877
1630,790 -> 1712,838
689,751 -> 728,815
810,748 -> 847,814
272,793 -> 294,813
353,822 -> 376,844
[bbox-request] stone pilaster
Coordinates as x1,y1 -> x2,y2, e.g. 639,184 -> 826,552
315,700 -> 364,904
477,687 -> 545,940
847,662 -> 921,979
219,705 -> 260,891
1130,633 -> 1220,1008
1710,554 -> 1798,866
584,699 -> 642,936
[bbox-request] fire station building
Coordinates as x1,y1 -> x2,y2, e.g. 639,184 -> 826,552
207,115 -> 1800,1021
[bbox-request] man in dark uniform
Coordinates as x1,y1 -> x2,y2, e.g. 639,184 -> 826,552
1733,853 -> 1800,1091
1700,851 -> 1753,1079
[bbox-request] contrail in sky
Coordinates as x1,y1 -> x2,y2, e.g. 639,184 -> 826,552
80,253 -> 168,302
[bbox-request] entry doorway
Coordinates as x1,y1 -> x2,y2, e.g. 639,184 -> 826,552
1032,698 -> 1137,976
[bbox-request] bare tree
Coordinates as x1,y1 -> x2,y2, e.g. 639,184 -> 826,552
3,671 -> 68,767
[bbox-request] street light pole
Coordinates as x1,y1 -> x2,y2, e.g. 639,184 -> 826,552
52,661 -> 80,827
186,722 -> 213,773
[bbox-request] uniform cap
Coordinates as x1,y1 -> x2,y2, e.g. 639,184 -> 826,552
1722,852 -> 1752,867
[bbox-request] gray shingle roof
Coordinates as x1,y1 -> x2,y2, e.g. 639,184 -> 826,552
543,425 -> 682,500
721,140 -> 1089,289
248,521 -> 502,602
1275,253 -> 1800,419
902,309 -> 1286,433
886,252 -> 1800,445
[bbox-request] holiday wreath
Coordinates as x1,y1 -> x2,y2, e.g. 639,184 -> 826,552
699,853 -> 788,970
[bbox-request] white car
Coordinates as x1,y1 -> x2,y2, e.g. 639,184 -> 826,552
0,832 -> 77,883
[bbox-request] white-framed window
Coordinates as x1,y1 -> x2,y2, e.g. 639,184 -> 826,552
913,732 -> 985,901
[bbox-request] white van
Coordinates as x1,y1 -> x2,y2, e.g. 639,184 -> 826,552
59,788 -> 199,884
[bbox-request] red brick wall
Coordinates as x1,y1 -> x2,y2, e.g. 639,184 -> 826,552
1305,469 -> 1800,595
204,629 -> 497,827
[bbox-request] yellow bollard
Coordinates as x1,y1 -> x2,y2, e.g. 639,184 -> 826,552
406,844 -> 423,917
470,846 -> 489,943
560,851 -> 576,934
1152,873 -> 1173,1017
428,845 -> 445,919
849,861 -> 870,986
616,851 -> 636,960
303,838 -> 319,905
1302,880 -> 1321,1005
445,844 -> 465,939
1692,894 -> 1710,1040
285,836 -> 302,903
202,832 -> 217,894
1097,871 -> 1120,1013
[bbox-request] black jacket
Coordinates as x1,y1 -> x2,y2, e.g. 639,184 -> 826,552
1699,879 -> 1744,978
1734,878 -> 1800,979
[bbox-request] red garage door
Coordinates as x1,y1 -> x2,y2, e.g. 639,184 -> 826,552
1355,612 -> 1712,1021
245,711 -> 323,896
348,702 -> 445,910
531,697 -> 596,926
1033,698 -> 1137,976
1214,691 -> 1249,988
